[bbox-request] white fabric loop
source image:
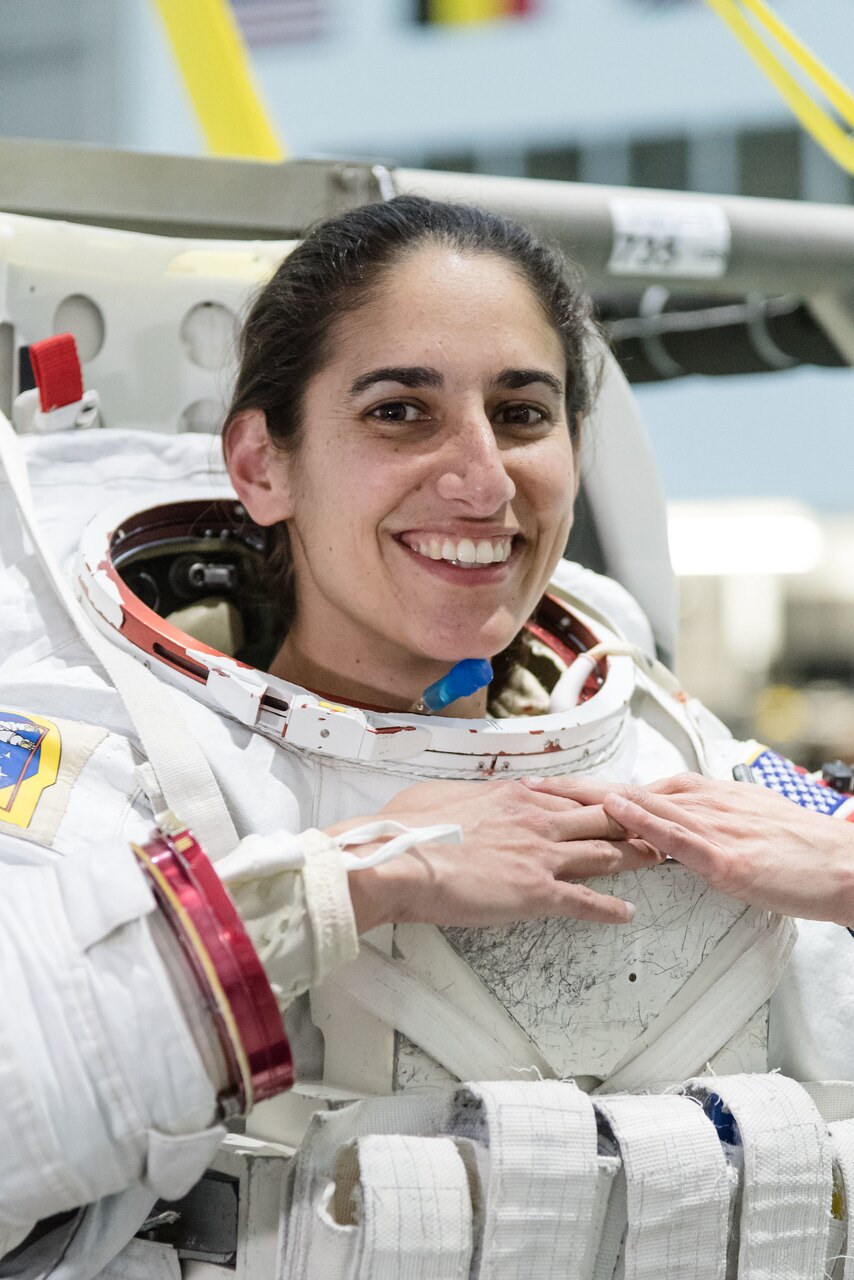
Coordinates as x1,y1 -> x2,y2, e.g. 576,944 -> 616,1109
216,821 -> 462,884
330,1134 -> 473,1280
828,1120 -> 854,1280
592,1094 -> 730,1280
685,1073 -> 833,1280
449,1080 -> 600,1280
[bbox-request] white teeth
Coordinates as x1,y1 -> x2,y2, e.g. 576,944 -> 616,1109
407,535 -> 513,566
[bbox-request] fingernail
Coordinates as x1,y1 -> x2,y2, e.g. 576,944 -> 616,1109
523,776 -> 545,786
624,901 -> 636,922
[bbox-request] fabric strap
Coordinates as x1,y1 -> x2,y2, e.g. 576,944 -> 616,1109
596,908 -> 795,1093
449,1081 -> 600,1280
802,1081 -> 854,1125
327,939 -> 556,1083
0,412 -> 240,859
685,1073 -> 833,1280
347,1135 -> 472,1280
828,1120 -> 854,1280
327,907 -> 791,1095
592,1095 -> 730,1280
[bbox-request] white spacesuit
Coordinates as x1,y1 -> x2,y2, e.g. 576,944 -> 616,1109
4,406 -> 854,1278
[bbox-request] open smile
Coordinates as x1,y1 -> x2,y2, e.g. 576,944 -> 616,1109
394,531 -> 521,581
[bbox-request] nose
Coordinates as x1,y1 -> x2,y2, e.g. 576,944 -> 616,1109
435,411 -> 516,513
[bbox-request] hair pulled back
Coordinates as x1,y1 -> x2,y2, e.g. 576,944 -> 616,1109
225,195 -> 598,650
225,194 -> 596,450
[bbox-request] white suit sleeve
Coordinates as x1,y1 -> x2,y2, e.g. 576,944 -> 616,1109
0,832 -> 224,1253
0,821 -> 365,1260
223,828 -> 360,1008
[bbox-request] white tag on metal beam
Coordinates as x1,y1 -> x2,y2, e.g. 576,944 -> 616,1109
608,197 -> 731,279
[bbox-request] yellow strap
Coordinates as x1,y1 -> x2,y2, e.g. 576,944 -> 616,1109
153,0 -> 286,161
739,0 -> 854,124
703,0 -> 854,174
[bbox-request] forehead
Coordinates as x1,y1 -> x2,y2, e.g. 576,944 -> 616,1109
323,245 -> 565,378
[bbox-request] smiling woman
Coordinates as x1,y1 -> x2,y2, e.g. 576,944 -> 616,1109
5,196 -> 854,1273
224,196 -> 594,714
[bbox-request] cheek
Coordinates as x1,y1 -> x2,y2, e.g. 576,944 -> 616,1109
523,446 -> 576,527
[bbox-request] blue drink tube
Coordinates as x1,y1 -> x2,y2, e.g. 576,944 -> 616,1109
414,658 -> 493,714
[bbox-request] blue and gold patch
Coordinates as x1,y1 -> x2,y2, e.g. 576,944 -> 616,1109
0,712 -> 61,829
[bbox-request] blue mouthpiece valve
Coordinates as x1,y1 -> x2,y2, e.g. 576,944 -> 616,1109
419,658 -> 493,713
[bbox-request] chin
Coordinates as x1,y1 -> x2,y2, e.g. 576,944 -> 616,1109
418,631 -> 518,666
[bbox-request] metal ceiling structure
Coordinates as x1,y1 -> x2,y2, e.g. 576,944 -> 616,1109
0,136 -> 852,381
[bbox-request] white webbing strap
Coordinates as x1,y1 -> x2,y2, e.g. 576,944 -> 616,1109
326,1134 -> 472,1280
828,1121 -> 854,1280
448,1081 -> 601,1280
597,908 -> 795,1093
327,939 -> 556,1083
591,1162 -> 627,1280
592,1095 -> 729,1280
802,1082 -> 854,1125
330,906 -> 792,1095
283,1091 -> 455,1278
686,1073 -> 833,1280
0,412 -> 240,859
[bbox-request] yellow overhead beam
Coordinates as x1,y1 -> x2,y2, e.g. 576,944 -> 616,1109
703,0 -> 854,174
153,0 -> 286,161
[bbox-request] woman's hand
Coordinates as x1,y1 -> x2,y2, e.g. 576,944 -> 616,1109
333,777 -> 661,934
524,772 -> 854,926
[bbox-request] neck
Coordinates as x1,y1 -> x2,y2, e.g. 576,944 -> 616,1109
269,628 -> 489,718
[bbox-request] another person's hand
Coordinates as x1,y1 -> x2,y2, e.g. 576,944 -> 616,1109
525,772 -> 854,926
333,778 -> 661,933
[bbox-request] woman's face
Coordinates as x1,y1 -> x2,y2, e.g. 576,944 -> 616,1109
235,245 -> 578,700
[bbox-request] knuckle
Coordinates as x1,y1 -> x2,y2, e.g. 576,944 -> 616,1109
709,853 -> 739,895
663,818 -> 690,852
602,848 -> 625,875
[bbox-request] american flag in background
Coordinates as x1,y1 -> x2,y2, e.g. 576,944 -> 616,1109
231,0 -> 330,45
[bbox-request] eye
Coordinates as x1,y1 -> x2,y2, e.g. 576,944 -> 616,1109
494,403 -> 549,427
367,400 -> 428,423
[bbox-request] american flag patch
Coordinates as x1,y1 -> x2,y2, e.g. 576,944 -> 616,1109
748,747 -> 854,820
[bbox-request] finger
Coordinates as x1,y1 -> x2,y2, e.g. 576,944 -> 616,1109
523,776 -> 614,806
549,803 -> 629,843
554,837 -> 662,880
643,772 -> 712,798
603,792 -> 719,876
606,785 -> 716,837
552,881 -> 636,924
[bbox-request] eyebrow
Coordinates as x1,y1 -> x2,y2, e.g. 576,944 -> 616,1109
494,368 -> 564,397
349,366 -> 444,396
348,364 -> 565,398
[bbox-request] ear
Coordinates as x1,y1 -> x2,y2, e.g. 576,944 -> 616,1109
225,410 -> 294,526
